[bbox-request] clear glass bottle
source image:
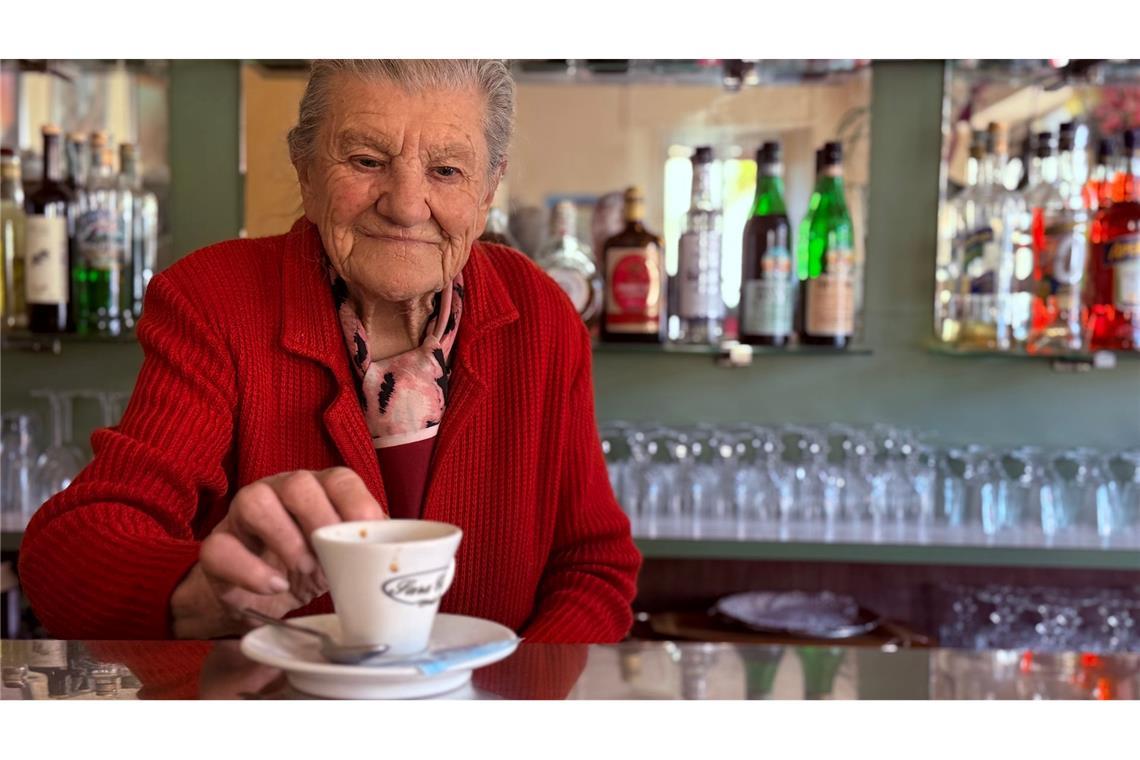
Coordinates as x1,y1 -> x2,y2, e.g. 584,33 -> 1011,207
535,200 -> 603,328
74,135 -> 132,336
957,122 -> 1026,351
1027,128 -> 1089,353
740,141 -> 795,346
941,130 -> 989,345
673,146 -> 724,345
65,132 -> 89,196
119,142 -> 158,325
1,149 -> 28,330
478,207 -> 520,249
1083,137 -> 1117,214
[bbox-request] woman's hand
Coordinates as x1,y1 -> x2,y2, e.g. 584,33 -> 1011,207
170,467 -> 385,639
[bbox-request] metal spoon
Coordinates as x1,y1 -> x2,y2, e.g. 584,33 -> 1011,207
243,608 -> 390,665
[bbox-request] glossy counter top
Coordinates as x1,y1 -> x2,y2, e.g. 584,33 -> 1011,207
2,638 -> 1137,700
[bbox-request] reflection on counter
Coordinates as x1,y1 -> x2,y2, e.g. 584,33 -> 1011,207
3,638 -> 1137,700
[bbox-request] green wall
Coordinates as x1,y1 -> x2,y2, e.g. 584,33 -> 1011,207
2,61 -> 1137,454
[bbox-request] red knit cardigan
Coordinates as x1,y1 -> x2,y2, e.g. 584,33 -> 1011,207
18,218 -> 642,642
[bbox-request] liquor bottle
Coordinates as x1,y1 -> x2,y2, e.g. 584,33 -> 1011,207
1027,127 -> 1090,353
796,148 -> 825,282
478,207 -> 520,249
1,149 -> 28,330
956,122 -> 1025,351
1088,128 -> 1140,351
941,130 -> 990,345
673,146 -> 724,345
601,186 -> 666,343
1024,132 -> 1062,333
800,141 -> 855,347
74,136 -> 132,336
119,142 -> 158,324
24,125 -> 72,333
535,200 -> 603,328
740,141 -> 795,346
1083,138 -> 1117,213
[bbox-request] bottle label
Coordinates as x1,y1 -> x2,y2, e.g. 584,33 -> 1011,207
24,215 -> 68,305
1038,220 -> 1088,298
605,244 -> 662,333
546,266 -> 591,315
957,226 -> 998,293
805,247 -> 855,337
1106,234 -> 1140,315
76,208 -> 126,271
677,231 -> 724,320
741,244 -> 795,336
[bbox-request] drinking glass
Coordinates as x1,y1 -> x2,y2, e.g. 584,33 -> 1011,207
1,412 -> 42,531
599,421 -> 633,515
683,426 -> 735,536
636,426 -> 688,537
30,391 -> 87,507
1044,448 -> 1099,543
728,426 -> 783,532
778,425 -> 829,531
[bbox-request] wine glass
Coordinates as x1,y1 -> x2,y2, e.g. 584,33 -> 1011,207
30,390 -> 87,508
1,411 -> 42,531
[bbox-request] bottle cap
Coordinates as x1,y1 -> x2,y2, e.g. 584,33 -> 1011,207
969,129 -> 990,159
1035,131 -> 1056,158
691,146 -> 714,164
814,147 -> 824,174
90,131 -> 110,147
1096,137 -> 1117,163
987,121 -> 1009,155
42,124 -> 62,136
822,141 -> 843,165
1123,128 -> 1139,152
67,131 -> 87,143
756,141 -> 781,165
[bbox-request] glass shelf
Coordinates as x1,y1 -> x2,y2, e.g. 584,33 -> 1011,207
925,340 -> 1135,369
593,342 -> 873,362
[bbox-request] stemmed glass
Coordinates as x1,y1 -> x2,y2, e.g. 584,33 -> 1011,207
728,426 -> 783,536
29,390 -> 87,508
1,412 -> 42,531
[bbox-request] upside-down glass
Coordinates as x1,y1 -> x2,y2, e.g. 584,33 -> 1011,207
1,412 -> 42,531
30,391 -> 87,508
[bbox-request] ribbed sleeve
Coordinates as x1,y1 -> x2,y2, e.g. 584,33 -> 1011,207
18,268 -> 238,640
520,326 -> 642,643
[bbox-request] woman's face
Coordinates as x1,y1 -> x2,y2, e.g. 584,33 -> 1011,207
297,74 -> 501,304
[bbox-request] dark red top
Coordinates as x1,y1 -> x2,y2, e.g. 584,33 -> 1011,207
375,438 -> 434,519
19,218 -> 642,642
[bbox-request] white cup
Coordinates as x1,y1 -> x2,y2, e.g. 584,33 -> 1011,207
311,519 -> 462,655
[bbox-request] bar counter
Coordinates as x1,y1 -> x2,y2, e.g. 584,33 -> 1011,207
3,639 -> 1137,700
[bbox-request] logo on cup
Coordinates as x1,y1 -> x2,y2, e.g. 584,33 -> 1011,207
381,566 -> 450,606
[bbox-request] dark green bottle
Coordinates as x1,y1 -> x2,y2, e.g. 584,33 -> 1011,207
740,142 -> 795,346
800,141 -> 855,348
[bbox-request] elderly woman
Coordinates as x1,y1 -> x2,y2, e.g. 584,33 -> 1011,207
18,60 -> 641,643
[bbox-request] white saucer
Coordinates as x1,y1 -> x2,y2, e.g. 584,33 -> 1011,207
240,613 -> 519,699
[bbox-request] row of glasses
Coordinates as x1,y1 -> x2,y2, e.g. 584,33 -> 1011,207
599,421 -> 1140,547
0,390 -> 129,531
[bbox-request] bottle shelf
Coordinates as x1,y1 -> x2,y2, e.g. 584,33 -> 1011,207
925,340 -> 1136,370
1,330 -> 138,355
593,341 -> 872,364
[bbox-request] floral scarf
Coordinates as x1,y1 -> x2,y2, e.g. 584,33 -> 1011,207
328,264 -> 464,448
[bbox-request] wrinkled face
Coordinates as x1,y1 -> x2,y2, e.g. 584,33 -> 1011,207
296,74 -> 501,304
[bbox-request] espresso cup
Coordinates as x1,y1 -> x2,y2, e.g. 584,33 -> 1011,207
311,519 -> 462,655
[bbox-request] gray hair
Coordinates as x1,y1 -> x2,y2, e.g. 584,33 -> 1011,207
287,59 -> 515,179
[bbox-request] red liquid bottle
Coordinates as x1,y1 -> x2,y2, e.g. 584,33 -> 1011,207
1088,128 -> 1140,351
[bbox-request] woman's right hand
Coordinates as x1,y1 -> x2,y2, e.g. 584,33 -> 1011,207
170,467 -> 385,639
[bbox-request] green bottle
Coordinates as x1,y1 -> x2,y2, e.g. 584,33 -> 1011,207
800,141 -> 855,348
740,142 -> 795,346
796,147 -> 824,282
